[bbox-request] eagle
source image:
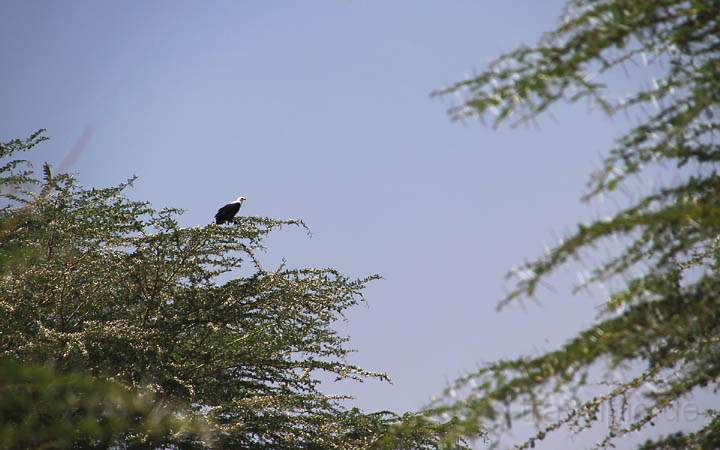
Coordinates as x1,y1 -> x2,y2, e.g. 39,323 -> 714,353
215,196 -> 245,224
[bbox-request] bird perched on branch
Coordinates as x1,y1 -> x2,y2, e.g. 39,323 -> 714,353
215,196 -> 245,224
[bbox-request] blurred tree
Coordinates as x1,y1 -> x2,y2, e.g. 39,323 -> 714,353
430,0 -> 720,448
0,358 -> 206,449
0,132 -> 467,449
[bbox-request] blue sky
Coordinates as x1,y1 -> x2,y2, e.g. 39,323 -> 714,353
2,2 -> 701,447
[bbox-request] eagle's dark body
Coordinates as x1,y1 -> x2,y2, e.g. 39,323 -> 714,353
215,196 -> 245,224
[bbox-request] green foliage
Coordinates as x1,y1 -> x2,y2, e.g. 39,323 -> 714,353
0,358 -> 206,449
0,130 -> 47,270
431,0 -> 720,448
0,129 -> 45,201
638,411 -> 720,449
0,132 -> 469,449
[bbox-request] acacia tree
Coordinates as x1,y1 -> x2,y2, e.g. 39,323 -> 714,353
0,132 -> 209,449
0,132 -> 465,449
428,0 -> 720,448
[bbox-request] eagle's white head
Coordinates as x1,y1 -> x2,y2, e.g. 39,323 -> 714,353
233,196 -> 246,204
